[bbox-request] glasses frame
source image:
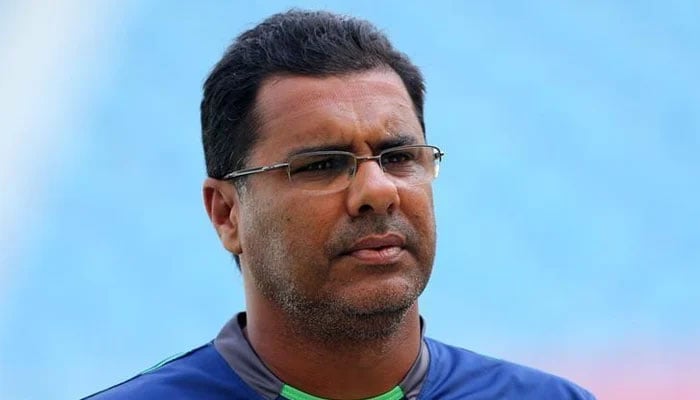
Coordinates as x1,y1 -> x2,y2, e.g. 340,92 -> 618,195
222,144 -> 444,189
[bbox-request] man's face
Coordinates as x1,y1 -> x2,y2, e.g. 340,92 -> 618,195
236,68 -> 436,340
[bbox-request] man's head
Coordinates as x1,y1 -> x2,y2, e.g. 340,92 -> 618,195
201,10 -> 425,185
202,10 -> 437,342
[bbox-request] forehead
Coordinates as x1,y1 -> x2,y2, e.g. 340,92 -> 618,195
251,69 -> 422,159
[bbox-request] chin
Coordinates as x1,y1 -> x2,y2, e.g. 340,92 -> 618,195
337,278 -> 419,316
342,275 -> 425,306
338,303 -> 413,342
280,271 -> 428,343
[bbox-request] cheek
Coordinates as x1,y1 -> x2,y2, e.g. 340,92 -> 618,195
282,195 -> 340,250
400,187 -> 437,262
400,186 -> 435,223
242,190 -> 339,265
273,196 -> 343,289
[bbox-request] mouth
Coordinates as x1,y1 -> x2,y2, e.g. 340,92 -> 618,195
340,233 -> 406,264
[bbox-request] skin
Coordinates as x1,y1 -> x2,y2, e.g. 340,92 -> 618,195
203,68 -> 436,399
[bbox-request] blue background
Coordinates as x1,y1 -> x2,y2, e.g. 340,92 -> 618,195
0,1 -> 698,398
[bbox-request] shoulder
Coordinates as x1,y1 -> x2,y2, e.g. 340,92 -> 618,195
420,338 -> 596,400
81,343 -> 262,400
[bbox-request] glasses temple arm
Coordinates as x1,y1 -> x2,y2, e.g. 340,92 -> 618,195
223,163 -> 289,180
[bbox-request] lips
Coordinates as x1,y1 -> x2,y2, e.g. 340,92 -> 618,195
341,233 -> 406,264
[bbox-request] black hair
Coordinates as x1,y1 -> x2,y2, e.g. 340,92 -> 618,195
200,10 -> 425,268
201,9 -> 425,180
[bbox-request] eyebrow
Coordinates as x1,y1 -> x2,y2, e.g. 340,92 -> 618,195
286,143 -> 355,158
375,135 -> 417,152
285,133 -> 419,158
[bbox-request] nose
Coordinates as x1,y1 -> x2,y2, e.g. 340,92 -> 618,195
346,159 -> 400,217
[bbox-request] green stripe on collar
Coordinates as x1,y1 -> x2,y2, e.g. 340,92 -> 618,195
281,384 -> 404,400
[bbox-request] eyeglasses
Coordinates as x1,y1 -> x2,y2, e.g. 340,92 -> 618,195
223,144 -> 444,193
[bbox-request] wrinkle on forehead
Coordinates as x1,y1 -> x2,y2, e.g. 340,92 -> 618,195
254,69 -> 419,142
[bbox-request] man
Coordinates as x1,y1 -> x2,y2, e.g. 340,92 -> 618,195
85,10 -> 595,400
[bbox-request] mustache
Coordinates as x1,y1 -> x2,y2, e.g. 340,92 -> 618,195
325,216 -> 418,257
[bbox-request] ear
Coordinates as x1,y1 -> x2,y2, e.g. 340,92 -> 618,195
203,178 -> 242,255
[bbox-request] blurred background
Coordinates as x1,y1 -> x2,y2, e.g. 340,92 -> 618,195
1,1 -> 698,399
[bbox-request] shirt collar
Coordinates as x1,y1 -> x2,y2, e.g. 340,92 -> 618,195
214,312 -> 430,400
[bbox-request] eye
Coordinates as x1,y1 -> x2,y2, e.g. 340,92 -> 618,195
295,158 -> 334,172
289,154 -> 351,176
381,148 -> 417,164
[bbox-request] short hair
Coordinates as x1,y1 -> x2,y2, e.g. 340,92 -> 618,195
200,9 -> 426,181
200,10 -> 426,268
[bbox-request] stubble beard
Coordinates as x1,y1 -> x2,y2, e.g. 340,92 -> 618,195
270,269 -> 426,345
243,202 -> 435,347
250,252 -> 429,345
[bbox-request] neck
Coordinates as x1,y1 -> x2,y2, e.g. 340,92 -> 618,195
245,296 -> 422,399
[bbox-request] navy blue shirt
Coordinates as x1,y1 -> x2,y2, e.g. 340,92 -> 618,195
84,314 -> 595,399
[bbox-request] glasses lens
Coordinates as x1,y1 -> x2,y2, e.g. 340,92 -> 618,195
288,152 -> 354,191
381,146 -> 440,185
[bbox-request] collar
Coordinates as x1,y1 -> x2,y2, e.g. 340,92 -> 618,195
214,312 -> 429,400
